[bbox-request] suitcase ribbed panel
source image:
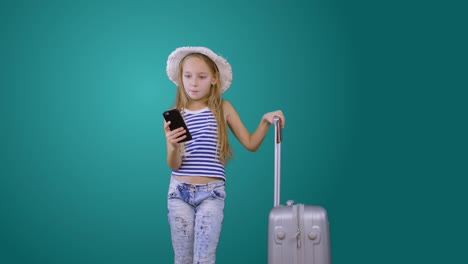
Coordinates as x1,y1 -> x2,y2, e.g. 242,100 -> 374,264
268,204 -> 331,264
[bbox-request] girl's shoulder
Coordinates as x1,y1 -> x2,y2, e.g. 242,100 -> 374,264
222,99 -> 239,121
221,98 -> 230,107
222,99 -> 235,112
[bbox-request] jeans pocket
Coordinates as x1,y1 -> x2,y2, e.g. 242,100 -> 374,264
167,185 -> 179,199
212,185 -> 226,200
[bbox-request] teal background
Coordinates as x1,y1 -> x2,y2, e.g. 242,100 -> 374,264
1,0 -> 467,263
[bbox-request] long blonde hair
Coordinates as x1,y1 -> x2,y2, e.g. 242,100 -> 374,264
174,53 -> 232,164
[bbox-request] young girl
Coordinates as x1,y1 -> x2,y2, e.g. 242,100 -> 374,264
163,46 -> 285,264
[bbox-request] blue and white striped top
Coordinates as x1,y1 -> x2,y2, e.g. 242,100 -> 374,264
172,107 -> 225,180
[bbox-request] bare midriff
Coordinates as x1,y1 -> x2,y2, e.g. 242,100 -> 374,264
174,175 -> 223,184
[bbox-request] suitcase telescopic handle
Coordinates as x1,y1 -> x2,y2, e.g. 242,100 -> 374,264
273,116 -> 282,207
275,116 -> 282,144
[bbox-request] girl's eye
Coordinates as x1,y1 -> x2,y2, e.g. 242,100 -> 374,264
184,75 -> 191,78
200,76 -> 206,79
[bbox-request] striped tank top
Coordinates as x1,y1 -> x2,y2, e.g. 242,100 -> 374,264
172,107 -> 225,180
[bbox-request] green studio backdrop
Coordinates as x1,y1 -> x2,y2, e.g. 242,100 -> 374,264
1,0 -> 467,263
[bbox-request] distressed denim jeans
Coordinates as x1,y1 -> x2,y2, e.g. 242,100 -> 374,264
167,175 -> 226,264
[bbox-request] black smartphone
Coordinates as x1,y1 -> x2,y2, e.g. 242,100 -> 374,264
162,109 -> 192,142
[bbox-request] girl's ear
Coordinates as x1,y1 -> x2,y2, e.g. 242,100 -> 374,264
211,75 -> 217,86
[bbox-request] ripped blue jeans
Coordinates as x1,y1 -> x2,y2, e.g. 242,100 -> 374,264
167,175 -> 226,264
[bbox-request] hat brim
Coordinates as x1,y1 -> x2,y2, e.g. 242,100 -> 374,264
166,46 -> 232,93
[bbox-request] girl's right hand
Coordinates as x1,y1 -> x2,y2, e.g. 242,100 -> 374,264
164,121 -> 187,146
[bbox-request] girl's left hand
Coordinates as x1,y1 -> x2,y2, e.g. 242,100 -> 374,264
263,110 -> 285,128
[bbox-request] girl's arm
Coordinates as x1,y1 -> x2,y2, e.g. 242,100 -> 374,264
223,100 -> 285,152
164,120 -> 186,169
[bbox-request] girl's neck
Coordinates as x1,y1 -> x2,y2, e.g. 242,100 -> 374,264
186,101 -> 208,111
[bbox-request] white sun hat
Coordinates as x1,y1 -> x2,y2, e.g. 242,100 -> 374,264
166,46 -> 233,93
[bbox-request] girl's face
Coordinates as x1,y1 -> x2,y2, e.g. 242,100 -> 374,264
181,56 -> 217,102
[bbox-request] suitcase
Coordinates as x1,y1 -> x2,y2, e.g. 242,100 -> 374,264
268,117 -> 332,264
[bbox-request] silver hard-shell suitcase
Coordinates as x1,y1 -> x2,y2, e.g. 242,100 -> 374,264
268,117 -> 331,264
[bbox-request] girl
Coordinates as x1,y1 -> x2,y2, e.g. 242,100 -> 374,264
164,46 -> 285,264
